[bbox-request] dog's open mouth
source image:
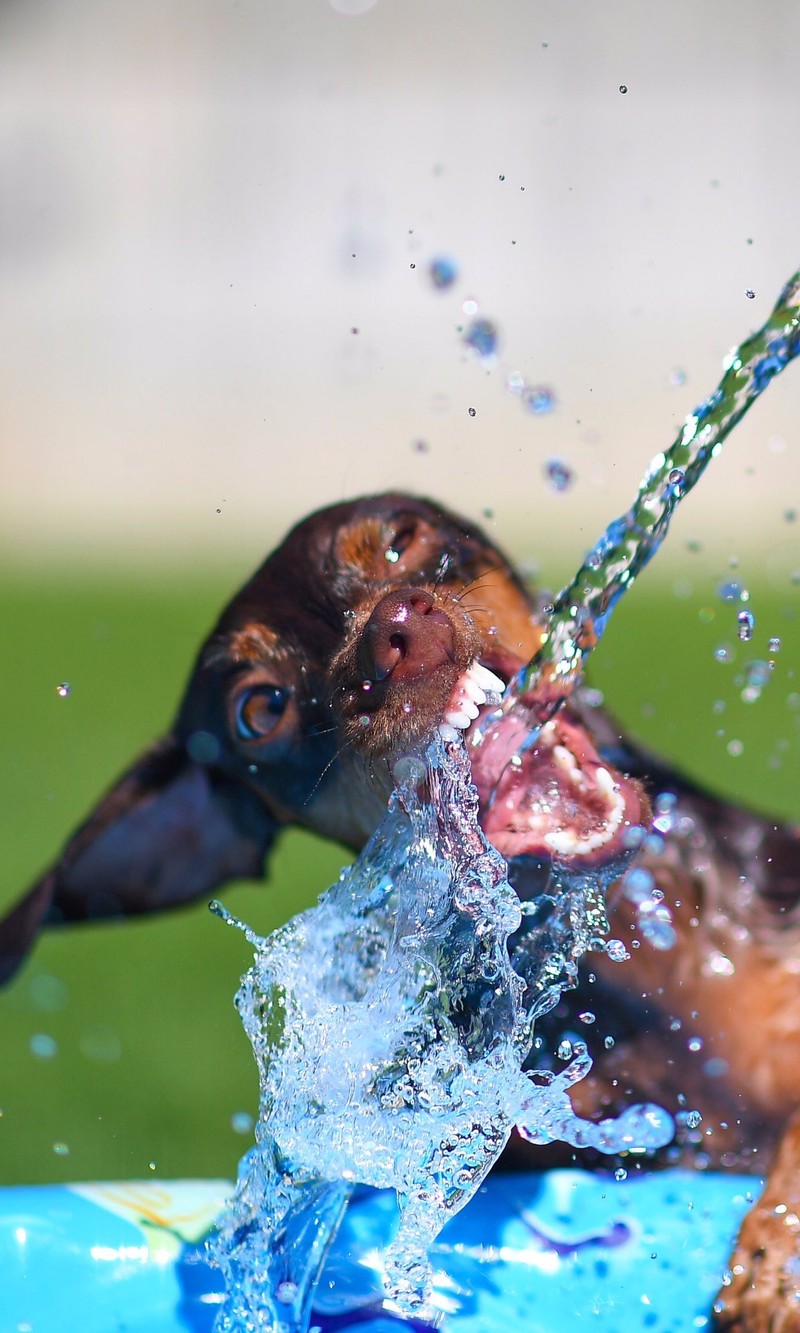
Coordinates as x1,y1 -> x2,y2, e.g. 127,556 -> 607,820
441,661 -> 645,870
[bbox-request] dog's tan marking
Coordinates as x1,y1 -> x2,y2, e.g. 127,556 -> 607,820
204,624 -> 281,668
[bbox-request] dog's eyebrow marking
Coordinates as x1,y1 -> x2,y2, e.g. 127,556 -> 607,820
203,623 -> 282,667
335,518 -> 384,571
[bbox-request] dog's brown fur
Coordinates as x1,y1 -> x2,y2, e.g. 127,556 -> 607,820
2,492 -> 799,1329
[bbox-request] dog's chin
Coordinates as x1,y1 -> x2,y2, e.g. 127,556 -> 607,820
445,661 -> 648,873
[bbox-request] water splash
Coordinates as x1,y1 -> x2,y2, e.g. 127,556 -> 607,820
208,737 -> 669,1329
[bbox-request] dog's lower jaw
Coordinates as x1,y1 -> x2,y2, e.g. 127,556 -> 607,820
461,691 -> 649,873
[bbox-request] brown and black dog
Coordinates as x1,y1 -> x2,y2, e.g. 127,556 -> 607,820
2,492 -> 800,1330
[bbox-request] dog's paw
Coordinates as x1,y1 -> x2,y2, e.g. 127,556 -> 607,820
713,1203 -> 800,1332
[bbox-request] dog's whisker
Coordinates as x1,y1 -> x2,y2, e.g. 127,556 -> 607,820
302,734 -> 359,807
449,561 -> 510,600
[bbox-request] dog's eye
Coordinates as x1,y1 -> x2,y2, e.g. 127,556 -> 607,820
235,685 -> 290,740
384,523 -> 418,563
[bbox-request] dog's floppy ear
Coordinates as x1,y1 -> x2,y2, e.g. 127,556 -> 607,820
0,736 -> 280,984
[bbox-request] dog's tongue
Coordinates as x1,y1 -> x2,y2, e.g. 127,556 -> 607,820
466,694 -> 646,870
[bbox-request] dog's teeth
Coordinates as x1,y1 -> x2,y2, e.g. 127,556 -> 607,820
461,699 -> 480,721
455,675 -> 486,707
545,826 -> 610,856
466,684 -> 487,706
594,768 -> 625,824
552,743 -> 584,787
542,769 -> 626,857
444,709 -> 471,730
470,663 -> 506,697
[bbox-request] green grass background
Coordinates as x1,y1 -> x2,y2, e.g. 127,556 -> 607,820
1,562 -> 798,1186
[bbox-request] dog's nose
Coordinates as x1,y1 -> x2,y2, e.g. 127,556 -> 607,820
359,587 -> 455,683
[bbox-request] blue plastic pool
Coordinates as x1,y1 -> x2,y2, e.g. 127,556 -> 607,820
1,1168 -> 760,1331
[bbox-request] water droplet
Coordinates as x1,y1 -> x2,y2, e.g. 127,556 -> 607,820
688,1037 -> 704,1053
498,174 -> 506,181
412,438 -> 429,454
621,827 -> 645,853
545,458 -> 573,492
30,973 -> 68,1012
714,644 -> 733,663
605,939 -> 630,963
56,682 -> 70,698
745,289 -> 755,299
30,1033 -> 57,1060
615,1167 -> 628,1181
578,1011 -> 596,1025
641,915 -> 677,951
231,1111 -> 255,1135
668,368 -> 687,387
705,951 -> 735,977
769,637 -> 782,653
53,1142 -> 70,1157
468,407 -> 476,417
743,660 -> 772,697
604,1035 -> 616,1049
737,609 -> 755,642
557,1039 -> 573,1060
525,385 -> 556,415
463,317 -> 498,359
685,1109 -> 702,1129
667,467 -> 685,491
703,1057 -> 729,1078
506,371 -> 526,396
186,730 -> 221,764
623,867 -> 655,904
718,580 -> 747,603
727,738 -> 744,757
462,298 -> 479,316
428,256 -> 458,290
384,547 -> 400,564
619,84 -> 628,94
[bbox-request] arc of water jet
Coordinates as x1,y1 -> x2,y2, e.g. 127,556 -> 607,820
492,270 -> 800,737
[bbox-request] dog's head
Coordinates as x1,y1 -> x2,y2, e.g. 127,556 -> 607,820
0,492 -> 647,981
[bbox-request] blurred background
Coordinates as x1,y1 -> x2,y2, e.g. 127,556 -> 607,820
1,0 -> 799,1186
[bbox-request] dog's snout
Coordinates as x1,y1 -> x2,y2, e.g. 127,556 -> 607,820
359,587 -> 455,683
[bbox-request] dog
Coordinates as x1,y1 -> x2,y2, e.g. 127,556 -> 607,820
1,491 -> 799,1330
